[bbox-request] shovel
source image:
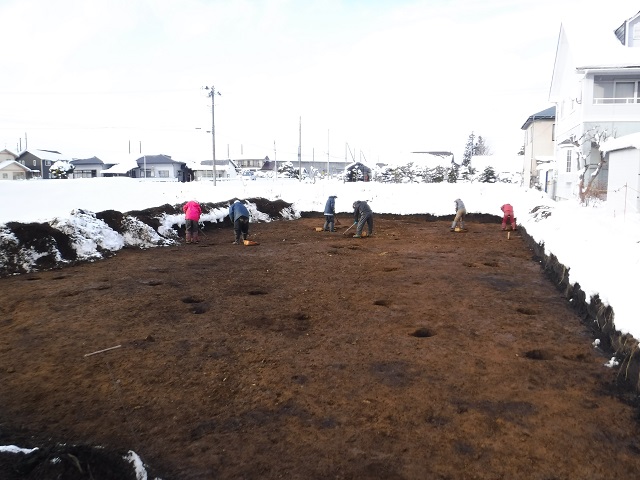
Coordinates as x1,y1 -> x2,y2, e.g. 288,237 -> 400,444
342,222 -> 357,236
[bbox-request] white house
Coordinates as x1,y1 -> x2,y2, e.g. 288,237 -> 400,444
520,106 -> 556,192
0,159 -> 36,180
548,12 -> 640,202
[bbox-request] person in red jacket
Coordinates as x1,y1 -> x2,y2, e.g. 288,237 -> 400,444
501,204 -> 516,231
183,200 -> 202,243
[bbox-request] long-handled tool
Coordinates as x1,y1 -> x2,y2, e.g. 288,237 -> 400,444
342,222 -> 357,236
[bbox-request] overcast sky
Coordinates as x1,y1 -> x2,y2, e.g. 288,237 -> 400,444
0,0 -> 635,164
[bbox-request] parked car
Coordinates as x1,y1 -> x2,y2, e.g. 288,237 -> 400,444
241,169 -> 256,180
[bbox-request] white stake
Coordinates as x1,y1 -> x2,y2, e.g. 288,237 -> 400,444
84,344 -> 122,357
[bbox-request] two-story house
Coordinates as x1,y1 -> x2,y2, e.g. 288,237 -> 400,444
520,107 -> 556,194
549,12 -> 640,202
15,149 -> 70,179
0,149 -> 36,180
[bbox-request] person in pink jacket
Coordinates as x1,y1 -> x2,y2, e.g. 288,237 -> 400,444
183,200 -> 202,243
500,203 -> 516,231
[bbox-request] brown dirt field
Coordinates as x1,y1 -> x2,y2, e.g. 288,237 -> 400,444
1,215 -> 640,479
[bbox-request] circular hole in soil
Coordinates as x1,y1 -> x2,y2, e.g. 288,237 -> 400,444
191,304 -> 209,315
483,261 -> 499,267
516,307 -> 538,315
373,299 -> 390,307
411,327 -> 435,338
294,313 -> 310,321
524,349 -> 553,360
182,296 -> 205,304
248,290 -> 268,295
144,280 -> 163,286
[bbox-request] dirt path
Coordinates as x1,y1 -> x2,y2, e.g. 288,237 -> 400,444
1,216 -> 639,479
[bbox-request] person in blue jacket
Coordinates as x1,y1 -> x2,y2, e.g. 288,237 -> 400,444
229,200 -> 250,244
323,195 -> 338,232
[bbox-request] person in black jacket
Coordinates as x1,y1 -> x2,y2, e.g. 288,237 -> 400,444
352,200 -> 373,238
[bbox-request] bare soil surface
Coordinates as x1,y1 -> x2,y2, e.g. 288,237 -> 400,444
1,215 -> 640,479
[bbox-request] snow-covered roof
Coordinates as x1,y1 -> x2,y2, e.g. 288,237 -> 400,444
101,156 -> 140,175
379,152 -> 452,169
471,155 -> 520,174
0,160 -> 37,172
601,132 -> 640,153
562,20 -> 640,70
20,149 -> 68,162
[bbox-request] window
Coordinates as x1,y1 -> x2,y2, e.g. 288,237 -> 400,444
594,77 -> 639,104
2,173 -> 7,179
157,170 -> 170,178
33,160 -> 36,166
566,150 -> 572,173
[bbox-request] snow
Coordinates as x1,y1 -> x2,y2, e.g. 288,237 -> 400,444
2,175 -> 640,472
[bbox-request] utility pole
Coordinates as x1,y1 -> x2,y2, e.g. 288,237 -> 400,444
298,116 -> 302,182
274,140 -> 277,179
327,129 -> 330,178
205,85 -> 221,185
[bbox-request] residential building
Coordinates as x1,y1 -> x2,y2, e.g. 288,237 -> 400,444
196,159 -> 239,181
0,160 -> 35,180
520,106 -> 556,194
549,12 -> 640,201
102,154 -> 191,181
0,149 -> 18,162
15,149 -> 69,179
71,157 -> 112,178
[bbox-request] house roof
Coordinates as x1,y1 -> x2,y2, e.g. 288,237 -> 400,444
563,20 -> 640,69
101,156 -> 140,175
18,149 -> 68,162
0,159 -> 37,172
614,10 -> 640,45
471,155 -> 521,175
135,154 -> 182,165
0,149 -> 18,158
521,106 -> 555,130
550,19 -> 640,101
600,132 -> 640,153
71,156 -> 104,166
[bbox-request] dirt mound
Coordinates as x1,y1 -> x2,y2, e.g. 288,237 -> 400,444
0,442 -> 149,480
0,198 -> 295,278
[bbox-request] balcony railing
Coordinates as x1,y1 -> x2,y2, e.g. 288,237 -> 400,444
594,97 -> 639,104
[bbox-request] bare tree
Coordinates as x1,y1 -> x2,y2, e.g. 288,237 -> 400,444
570,128 -> 611,204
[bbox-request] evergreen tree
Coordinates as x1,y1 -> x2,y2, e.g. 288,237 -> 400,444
474,136 -> 490,156
447,163 -> 459,183
479,166 -> 497,183
278,161 -> 295,178
462,133 -> 474,167
50,161 -> 75,179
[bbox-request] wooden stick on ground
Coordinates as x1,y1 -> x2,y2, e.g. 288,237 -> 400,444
84,345 -> 122,357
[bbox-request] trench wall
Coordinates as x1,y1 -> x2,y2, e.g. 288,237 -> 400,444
520,226 -> 640,394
